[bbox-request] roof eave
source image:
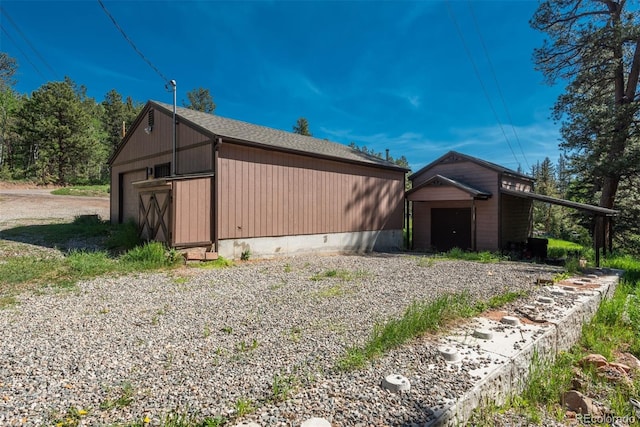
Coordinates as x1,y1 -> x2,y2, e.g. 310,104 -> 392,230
406,174 -> 492,199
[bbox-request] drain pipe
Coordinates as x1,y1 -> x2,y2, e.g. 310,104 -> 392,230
213,137 -> 222,254
169,79 -> 177,176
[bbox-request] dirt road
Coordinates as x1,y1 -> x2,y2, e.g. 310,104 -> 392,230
0,189 -> 110,230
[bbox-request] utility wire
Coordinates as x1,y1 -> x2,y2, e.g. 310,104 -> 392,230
445,1 -> 521,170
0,6 -> 58,79
1,24 -> 47,80
467,1 -> 530,171
97,0 -> 170,84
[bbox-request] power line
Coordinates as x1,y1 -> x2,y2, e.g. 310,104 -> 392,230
467,1 -> 530,171
1,24 -> 47,81
445,1 -> 521,170
97,0 -> 170,84
0,6 -> 58,79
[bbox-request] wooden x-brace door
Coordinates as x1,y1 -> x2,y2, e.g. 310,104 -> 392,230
139,190 -> 171,243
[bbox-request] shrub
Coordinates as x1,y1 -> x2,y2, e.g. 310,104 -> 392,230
120,242 -> 178,269
106,220 -> 141,253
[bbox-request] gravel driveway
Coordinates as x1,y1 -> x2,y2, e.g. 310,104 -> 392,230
0,189 -> 562,426
0,188 -> 110,231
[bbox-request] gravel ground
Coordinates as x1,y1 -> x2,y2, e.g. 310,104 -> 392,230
0,189 -> 110,231
0,253 -> 563,426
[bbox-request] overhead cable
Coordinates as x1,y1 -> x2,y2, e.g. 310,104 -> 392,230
96,0 -> 170,84
0,6 -> 58,79
445,1 -> 521,170
467,1 -> 530,171
1,24 -> 47,80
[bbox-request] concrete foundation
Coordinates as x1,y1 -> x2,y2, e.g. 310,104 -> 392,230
217,229 -> 403,260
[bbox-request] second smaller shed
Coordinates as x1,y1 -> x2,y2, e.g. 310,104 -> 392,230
406,151 -> 534,252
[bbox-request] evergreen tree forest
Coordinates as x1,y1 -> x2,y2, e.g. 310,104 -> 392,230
0,54 -> 142,185
530,155 -> 640,257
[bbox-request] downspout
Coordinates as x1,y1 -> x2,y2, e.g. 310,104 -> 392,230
405,198 -> 410,250
169,80 -> 177,176
471,198 -> 477,251
497,173 -> 502,251
213,137 -> 222,254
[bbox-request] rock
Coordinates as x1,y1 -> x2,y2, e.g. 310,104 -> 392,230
615,352 -> 640,371
608,362 -> 631,374
597,365 -> 632,386
562,390 -> 601,416
580,354 -> 609,369
571,378 -> 584,391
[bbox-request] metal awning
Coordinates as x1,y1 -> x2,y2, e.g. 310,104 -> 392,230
501,188 -> 618,217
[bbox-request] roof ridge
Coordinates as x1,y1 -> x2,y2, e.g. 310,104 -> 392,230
149,100 -> 407,171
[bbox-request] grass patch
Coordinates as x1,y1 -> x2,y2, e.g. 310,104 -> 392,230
50,185 -> 109,197
234,398 -> 254,417
440,247 -> 506,263
99,382 -> 135,410
604,254 -> 640,283
310,268 -> 368,282
0,241 -> 182,308
270,373 -> 298,403
314,283 -> 348,298
190,257 -> 234,269
337,289 -> 526,371
106,220 -> 142,253
473,290 -> 528,312
416,256 -> 436,267
0,295 -> 17,309
119,242 -> 181,270
49,406 -> 89,427
161,413 -> 227,427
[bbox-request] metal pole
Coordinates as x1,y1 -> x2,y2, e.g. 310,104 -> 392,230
170,79 -> 177,176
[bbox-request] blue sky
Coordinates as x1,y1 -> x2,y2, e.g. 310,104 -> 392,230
1,0 -> 565,173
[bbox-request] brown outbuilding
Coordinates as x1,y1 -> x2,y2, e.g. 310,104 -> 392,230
108,101 -> 408,259
406,151 -> 617,264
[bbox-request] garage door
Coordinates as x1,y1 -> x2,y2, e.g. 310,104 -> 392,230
431,208 -> 471,251
119,169 -> 146,224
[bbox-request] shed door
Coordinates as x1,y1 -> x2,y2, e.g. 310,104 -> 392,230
139,189 -> 171,243
431,208 -> 471,251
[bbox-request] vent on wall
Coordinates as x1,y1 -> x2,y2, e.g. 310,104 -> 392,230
144,110 -> 154,134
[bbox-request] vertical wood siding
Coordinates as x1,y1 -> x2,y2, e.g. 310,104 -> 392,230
120,169 -> 147,223
173,178 -> 212,245
407,186 -> 474,201
412,202 -> 431,250
412,160 -> 498,194
217,143 -> 404,239
110,107 -> 214,223
500,194 -> 532,246
410,160 -> 500,251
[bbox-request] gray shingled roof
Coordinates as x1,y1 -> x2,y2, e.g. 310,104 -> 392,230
150,101 -> 407,171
